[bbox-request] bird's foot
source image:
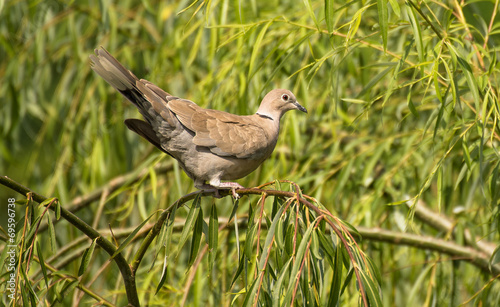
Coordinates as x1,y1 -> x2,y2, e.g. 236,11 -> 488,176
198,181 -> 244,199
199,186 -> 222,198
215,182 -> 244,199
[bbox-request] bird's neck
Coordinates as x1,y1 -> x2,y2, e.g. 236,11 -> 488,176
254,112 -> 280,138
255,112 -> 274,120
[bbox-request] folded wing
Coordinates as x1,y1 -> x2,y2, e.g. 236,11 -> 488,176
167,100 -> 271,159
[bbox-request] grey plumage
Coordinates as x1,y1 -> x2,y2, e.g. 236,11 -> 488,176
90,47 -> 307,197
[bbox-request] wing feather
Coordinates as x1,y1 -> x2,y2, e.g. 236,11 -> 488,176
167,101 -> 270,159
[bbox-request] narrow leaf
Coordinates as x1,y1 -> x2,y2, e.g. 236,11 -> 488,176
149,166 -> 157,199
55,200 -> 61,220
377,0 -> 388,51
248,21 -> 272,78
407,84 -> 419,117
208,203 -> 218,274
164,203 -> 178,256
325,0 -> 335,33
327,244 -> 344,307
285,223 -> 295,256
241,275 -> 260,307
489,245 -> 500,271
258,204 -> 285,271
275,216 -> 285,249
303,0 -> 320,31
383,40 -> 413,106
39,197 -> 57,208
188,207 -> 204,267
112,211 -> 156,258
78,238 -> 97,276
282,219 -> 316,305
462,139 -> 472,170
230,254 -> 246,288
177,195 -> 202,257
25,216 -> 41,246
244,224 -> 258,260
406,2 -> 424,72
437,166 -> 443,212
490,162 -> 499,208
36,241 -> 49,289
388,0 -> 400,17
155,246 -> 169,294
20,266 -> 38,301
47,213 -> 56,254
311,230 -> 322,259
271,258 -> 293,305
317,231 -> 336,267
358,268 -> 383,307
456,55 -> 481,112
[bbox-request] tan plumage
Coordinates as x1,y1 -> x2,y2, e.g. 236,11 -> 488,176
90,47 -> 307,197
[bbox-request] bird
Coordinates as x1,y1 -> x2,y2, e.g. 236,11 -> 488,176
89,47 -> 307,198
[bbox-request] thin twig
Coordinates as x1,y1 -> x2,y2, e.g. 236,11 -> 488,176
483,0 -> 499,49
0,176 -> 141,307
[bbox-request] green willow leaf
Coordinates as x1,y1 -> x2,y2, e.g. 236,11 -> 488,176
112,210 -> 156,258
271,257 -> 293,305
303,0 -> 320,31
327,243 -> 344,306
155,248 -> 168,295
282,218 -> 317,305
358,268 -> 383,307
177,194 -> 202,257
241,276 -> 260,307
258,204 -> 285,271
188,206 -> 204,267
325,0 -> 335,33
377,0 -> 388,51
388,0 -> 400,17
208,203 -> 218,274
406,1 -> 424,72
36,241 -> 49,289
245,223 -> 258,260
78,238 -> 97,276
47,212 -> 56,254
248,21 -> 272,79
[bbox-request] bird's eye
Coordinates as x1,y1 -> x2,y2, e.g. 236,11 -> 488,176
281,94 -> 289,101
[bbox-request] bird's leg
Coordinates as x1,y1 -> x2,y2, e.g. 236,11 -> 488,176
195,180 -> 222,198
200,185 -> 222,198
215,182 -> 244,199
208,179 -> 244,199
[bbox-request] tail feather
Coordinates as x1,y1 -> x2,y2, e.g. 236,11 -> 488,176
90,47 -> 185,154
90,47 -> 138,92
90,47 -> 156,123
124,118 -> 172,156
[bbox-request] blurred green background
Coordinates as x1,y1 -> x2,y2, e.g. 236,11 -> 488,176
1,0 -> 499,305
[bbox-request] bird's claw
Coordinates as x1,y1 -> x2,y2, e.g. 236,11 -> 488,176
231,188 -> 240,199
201,182 -> 243,199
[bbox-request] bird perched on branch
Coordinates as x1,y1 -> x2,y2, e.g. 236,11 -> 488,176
90,47 -> 307,198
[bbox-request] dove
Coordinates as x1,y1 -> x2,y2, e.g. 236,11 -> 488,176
90,47 -> 307,198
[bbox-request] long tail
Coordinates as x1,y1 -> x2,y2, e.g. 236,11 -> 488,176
90,47 -> 175,154
90,47 -> 171,124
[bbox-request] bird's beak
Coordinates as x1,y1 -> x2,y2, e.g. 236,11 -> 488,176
294,102 -> 308,113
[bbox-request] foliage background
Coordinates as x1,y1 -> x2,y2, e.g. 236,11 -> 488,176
1,0 -> 499,306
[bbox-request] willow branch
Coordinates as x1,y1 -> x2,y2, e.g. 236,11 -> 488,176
36,163 -> 173,233
410,199 -> 497,256
0,176 -> 141,307
357,226 -> 500,277
31,256 -> 116,307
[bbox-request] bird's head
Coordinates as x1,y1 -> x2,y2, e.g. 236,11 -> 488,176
256,89 -> 307,120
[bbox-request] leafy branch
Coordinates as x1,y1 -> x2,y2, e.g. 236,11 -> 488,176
3,170 -> 498,306
2,175 -> 382,306
0,176 -> 141,307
